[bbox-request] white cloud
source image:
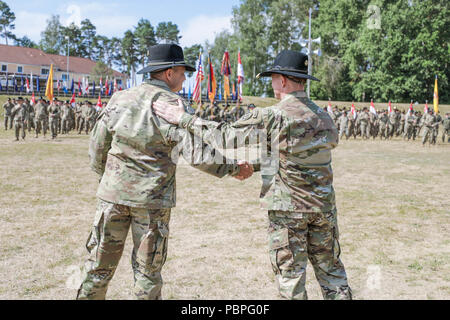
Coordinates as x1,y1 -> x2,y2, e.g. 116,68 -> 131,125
14,11 -> 50,43
180,15 -> 232,47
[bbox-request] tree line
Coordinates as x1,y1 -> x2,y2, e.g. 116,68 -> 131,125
1,0 -> 448,103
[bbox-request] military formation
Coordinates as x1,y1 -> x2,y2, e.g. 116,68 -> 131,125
2,97 -> 107,140
193,101 -> 256,123
327,105 -> 449,145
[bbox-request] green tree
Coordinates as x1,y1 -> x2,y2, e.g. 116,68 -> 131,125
121,30 -> 138,76
156,21 -> 180,43
62,23 -> 86,57
0,1 -> 15,45
90,60 -> 113,82
134,18 -> 156,68
183,43 -> 203,75
14,36 -> 37,48
39,15 -> 64,54
80,19 -> 97,59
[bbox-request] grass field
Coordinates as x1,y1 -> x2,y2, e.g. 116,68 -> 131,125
0,95 -> 449,300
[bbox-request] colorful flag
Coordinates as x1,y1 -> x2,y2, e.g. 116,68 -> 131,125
45,64 -> 54,101
218,82 -> 222,100
96,94 -> 102,110
78,78 -> 82,96
69,93 -> 76,107
70,78 -> 74,94
231,81 -> 236,100
85,77 -> 89,95
424,100 -> 428,113
93,80 -> 96,96
20,76 -> 24,92
433,75 -> 438,113
327,99 -> 333,113
99,77 -> 103,95
221,51 -> 232,102
237,50 -> 244,100
207,53 -> 217,103
407,100 -> 413,115
193,52 -> 204,105
351,102 -> 357,119
30,72 -> 34,92
188,81 -> 191,100
57,79 -> 61,92
370,99 -> 377,115
388,100 -> 392,113
26,76 -> 30,93
105,77 -> 110,96
31,92 -> 36,105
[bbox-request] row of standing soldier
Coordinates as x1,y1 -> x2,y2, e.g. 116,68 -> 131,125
329,106 -> 449,145
2,97 -> 106,140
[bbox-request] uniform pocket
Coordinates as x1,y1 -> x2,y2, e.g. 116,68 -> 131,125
332,226 -> 341,261
85,204 -> 106,255
137,220 -> 169,274
268,227 -> 292,275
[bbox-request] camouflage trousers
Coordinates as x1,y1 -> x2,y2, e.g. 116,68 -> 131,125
35,118 -> 47,137
360,123 -> 370,139
77,199 -> 171,300
49,118 -> 59,138
442,128 -> 449,143
4,115 -> 13,130
268,210 -> 352,300
422,126 -> 433,145
14,120 -> 26,140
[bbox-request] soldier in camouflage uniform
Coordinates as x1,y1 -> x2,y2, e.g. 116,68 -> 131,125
61,101 -> 71,134
442,113 -> 450,143
85,101 -> 97,134
48,99 -> 60,139
34,97 -> 48,138
10,97 -> 28,141
430,111 -> 441,145
230,104 -> 245,122
378,110 -> 389,140
338,111 -> 349,140
387,108 -> 397,139
359,108 -> 370,140
2,98 -> 14,130
75,102 -> 83,131
421,109 -> 435,146
153,50 -> 352,300
414,111 -> 422,140
403,111 -> 416,141
76,44 -> 250,300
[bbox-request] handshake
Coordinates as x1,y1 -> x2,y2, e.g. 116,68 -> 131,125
234,161 -> 254,181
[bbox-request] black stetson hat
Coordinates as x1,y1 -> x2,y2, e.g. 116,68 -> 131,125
256,50 -> 319,81
137,44 -> 196,74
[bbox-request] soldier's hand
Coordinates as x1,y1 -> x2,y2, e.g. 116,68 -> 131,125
234,160 -> 254,181
153,99 -> 185,125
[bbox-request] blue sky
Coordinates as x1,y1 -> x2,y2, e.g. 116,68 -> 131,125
8,0 -> 241,47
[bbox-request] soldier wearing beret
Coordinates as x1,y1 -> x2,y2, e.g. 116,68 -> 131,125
153,50 -> 352,300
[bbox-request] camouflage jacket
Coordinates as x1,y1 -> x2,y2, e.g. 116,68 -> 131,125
423,113 -> 435,127
359,112 -> 369,124
11,103 -> 28,121
3,101 -> 13,116
48,104 -> 60,119
90,79 -> 239,208
34,102 -> 48,119
443,117 -> 450,130
179,90 -> 338,213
